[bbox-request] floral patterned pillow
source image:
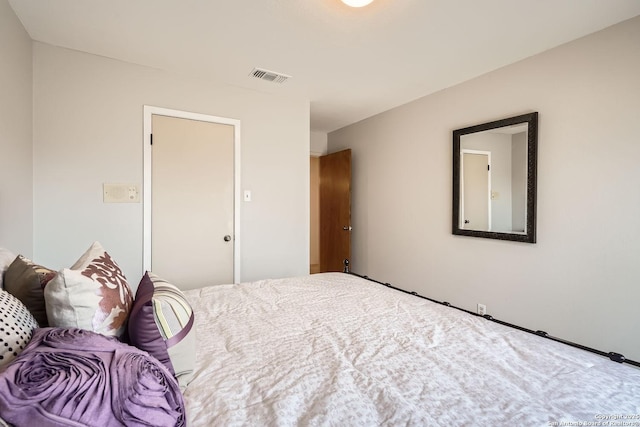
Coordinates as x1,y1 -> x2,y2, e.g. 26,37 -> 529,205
44,242 -> 133,338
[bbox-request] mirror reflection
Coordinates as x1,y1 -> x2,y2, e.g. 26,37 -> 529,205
453,112 -> 537,243
460,124 -> 527,233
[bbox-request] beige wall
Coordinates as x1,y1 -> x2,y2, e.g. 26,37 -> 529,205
329,16 -> 640,360
32,42 -> 310,285
0,0 -> 33,255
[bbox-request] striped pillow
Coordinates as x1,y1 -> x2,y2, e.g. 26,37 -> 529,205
128,272 -> 195,390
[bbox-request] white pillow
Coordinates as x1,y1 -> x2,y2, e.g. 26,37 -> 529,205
0,248 -> 17,289
45,242 -> 134,338
0,289 -> 38,367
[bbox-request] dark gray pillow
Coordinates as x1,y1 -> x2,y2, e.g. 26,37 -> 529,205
3,255 -> 55,326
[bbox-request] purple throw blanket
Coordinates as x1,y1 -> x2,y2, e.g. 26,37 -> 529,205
0,328 -> 185,426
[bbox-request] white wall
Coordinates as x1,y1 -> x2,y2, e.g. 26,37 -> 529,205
32,42 -> 310,286
310,131 -> 328,156
0,0 -> 33,256
329,16 -> 640,360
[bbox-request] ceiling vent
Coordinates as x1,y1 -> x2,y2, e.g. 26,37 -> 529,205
250,67 -> 291,84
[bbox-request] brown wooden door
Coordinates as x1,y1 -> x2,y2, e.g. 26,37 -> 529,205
319,149 -> 352,272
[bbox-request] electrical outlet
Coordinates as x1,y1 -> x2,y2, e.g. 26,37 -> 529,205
477,303 -> 487,316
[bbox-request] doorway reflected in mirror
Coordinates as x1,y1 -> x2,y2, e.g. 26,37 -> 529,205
452,112 -> 538,243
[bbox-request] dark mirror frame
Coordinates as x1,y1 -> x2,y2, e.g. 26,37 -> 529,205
452,112 -> 538,243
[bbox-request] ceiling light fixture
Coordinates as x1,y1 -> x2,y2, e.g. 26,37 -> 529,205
341,0 -> 374,7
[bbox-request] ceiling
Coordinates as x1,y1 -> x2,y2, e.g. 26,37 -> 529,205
8,0 -> 640,133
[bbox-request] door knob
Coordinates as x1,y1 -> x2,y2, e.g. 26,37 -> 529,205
343,226 -> 352,231
223,235 -> 231,242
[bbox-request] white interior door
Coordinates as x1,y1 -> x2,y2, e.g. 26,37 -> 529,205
150,114 -> 234,289
462,151 -> 490,231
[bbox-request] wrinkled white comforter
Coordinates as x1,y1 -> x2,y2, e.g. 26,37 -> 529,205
183,273 -> 640,426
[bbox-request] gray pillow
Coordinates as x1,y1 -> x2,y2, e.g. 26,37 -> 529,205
3,255 -> 55,327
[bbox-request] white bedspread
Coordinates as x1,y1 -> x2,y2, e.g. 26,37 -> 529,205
183,273 -> 640,426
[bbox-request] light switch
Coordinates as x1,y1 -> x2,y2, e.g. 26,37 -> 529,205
244,190 -> 252,202
104,183 -> 140,203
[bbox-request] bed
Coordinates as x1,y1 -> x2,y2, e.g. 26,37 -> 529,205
0,244 -> 639,426
182,272 -> 640,426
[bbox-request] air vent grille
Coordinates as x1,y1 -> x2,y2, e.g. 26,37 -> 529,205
250,67 -> 291,84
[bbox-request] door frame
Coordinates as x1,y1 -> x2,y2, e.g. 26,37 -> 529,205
143,105 -> 242,283
460,149 -> 491,231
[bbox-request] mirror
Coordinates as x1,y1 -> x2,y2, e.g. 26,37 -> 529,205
452,112 -> 538,243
